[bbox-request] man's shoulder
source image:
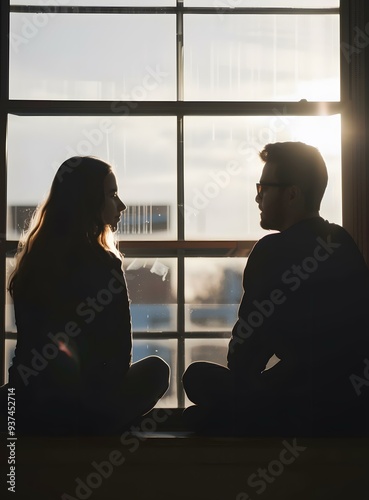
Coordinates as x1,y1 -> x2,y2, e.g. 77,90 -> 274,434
250,218 -> 362,261
252,231 -> 281,251
310,218 -> 363,254
316,218 -> 349,237
247,232 -> 285,267
263,218 -> 353,244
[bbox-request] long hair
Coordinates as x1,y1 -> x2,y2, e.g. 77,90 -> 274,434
8,156 -> 121,297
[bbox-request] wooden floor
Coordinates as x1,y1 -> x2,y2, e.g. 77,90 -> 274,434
1,428 -> 369,500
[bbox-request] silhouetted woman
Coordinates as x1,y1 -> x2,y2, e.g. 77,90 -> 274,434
8,156 -> 169,435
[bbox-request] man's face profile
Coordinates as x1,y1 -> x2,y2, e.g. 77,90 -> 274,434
255,162 -> 289,232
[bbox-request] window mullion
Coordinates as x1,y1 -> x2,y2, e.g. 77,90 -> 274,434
176,251 -> 185,408
177,0 -> 184,102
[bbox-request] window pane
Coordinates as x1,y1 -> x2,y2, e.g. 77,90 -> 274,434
184,14 -> 339,101
185,339 -> 229,366
7,115 -> 177,240
185,258 -> 245,332
5,258 -> 16,334
184,115 -> 341,240
124,258 -> 177,332
4,339 -> 17,384
185,0 -> 339,6
10,14 -> 176,100
185,338 -> 229,366
133,339 -> 177,407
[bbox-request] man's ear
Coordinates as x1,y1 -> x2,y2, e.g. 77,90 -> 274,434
287,184 -> 302,203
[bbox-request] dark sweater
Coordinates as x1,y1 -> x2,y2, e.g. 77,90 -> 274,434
227,217 -> 369,430
9,247 -> 132,432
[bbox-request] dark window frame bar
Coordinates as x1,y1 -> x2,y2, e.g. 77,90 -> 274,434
3,331 -> 235,341
7,101 -> 341,115
9,6 -> 339,15
0,0 -> 10,386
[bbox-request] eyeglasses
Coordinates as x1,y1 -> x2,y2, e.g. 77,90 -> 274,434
256,182 -> 291,197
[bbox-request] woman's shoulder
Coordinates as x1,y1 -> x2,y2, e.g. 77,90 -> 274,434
68,246 -> 122,289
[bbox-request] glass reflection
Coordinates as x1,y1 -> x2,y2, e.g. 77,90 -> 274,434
7,115 -> 177,240
4,340 -> 17,384
184,14 -> 339,101
184,115 -> 342,240
185,257 -> 245,331
124,258 -> 177,332
5,258 -> 16,334
10,13 -> 176,100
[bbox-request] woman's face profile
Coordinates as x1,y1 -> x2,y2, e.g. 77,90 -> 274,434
101,171 -> 126,231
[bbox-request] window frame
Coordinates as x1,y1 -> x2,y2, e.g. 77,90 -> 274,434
1,1 -> 368,408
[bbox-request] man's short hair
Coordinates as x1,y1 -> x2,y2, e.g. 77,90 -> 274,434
259,142 -> 328,211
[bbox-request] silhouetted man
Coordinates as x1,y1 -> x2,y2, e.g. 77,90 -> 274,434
183,142 -> 369,436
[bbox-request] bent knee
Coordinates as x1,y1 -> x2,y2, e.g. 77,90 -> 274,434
182,361 -> 205,390
144,355 -> 170,381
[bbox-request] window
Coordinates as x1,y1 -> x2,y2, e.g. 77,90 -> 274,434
2,0 -> 360,409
